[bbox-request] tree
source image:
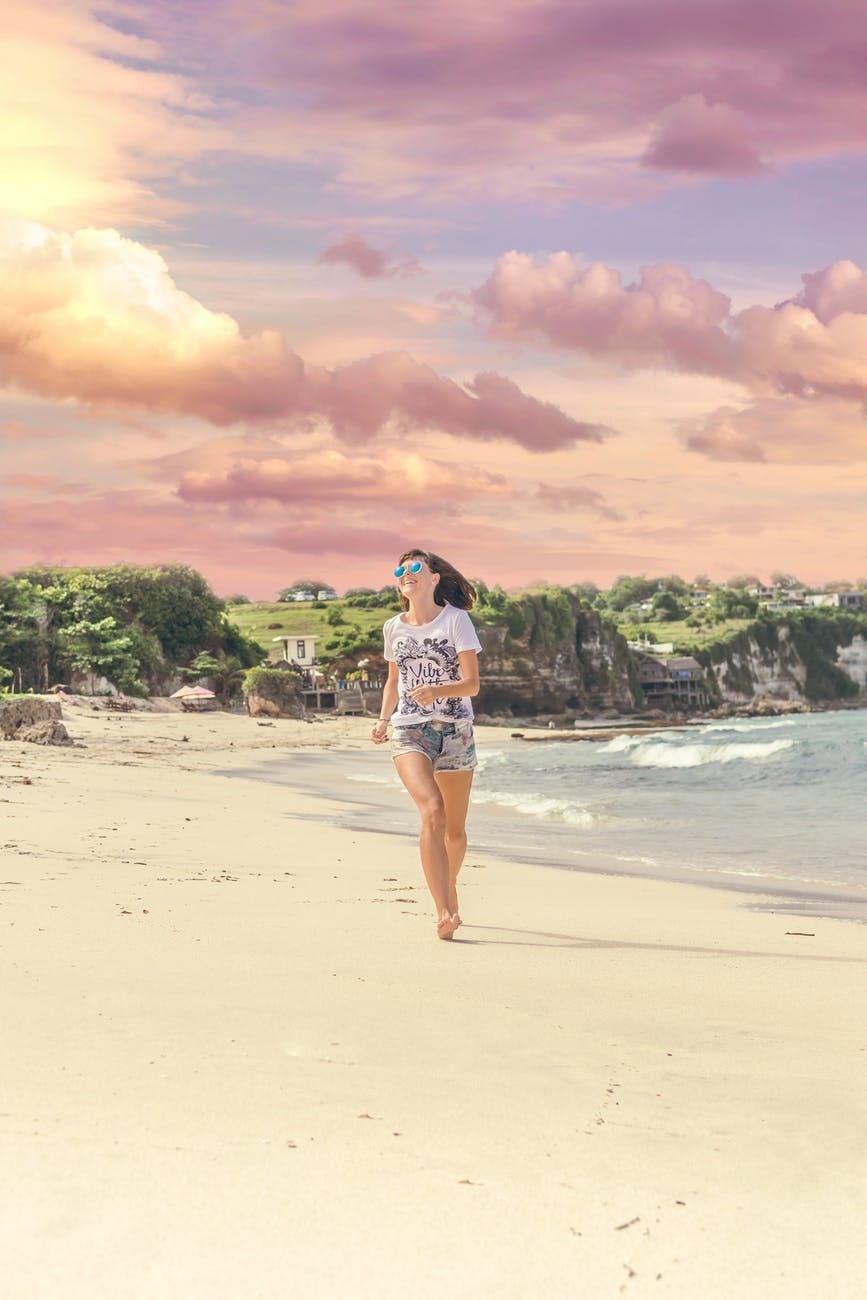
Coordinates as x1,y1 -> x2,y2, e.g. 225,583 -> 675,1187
651,591 -> 688,622
657,574 -> 690,596
0,576 -> 44,691
5,564 -> 254,693
57,615 -> 138,693
707,587 -> 759,621
605,575 -> 659,612
770,572 -> 804,590
182,651 -> 247,704
101,564 -> 226,662
725,573 -> 761,590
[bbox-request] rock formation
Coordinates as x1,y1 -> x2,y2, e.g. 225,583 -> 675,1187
244,667 -> 307,719
475,598 -> 641,717
0,697 -> 73,745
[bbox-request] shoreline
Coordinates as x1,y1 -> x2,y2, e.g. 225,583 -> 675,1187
210,726 -> 867,928
2,706 -> 866,1298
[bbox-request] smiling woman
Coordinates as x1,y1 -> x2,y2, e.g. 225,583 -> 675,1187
369,549 -> 482,941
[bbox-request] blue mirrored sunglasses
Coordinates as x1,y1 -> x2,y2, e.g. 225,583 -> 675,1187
394,561 -> 423,578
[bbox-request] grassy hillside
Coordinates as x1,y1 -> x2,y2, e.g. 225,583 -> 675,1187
617,617 -> 756,654
226,599 -> 398,663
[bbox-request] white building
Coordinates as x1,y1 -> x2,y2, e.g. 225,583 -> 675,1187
804,592 -> 864,610
272,634 -> 321,668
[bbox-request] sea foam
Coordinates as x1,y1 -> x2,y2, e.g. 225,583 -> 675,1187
628,737 -> 798,768
472,787 -> 595,826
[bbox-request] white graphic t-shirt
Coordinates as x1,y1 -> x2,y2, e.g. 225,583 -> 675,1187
383,604 -> 482,727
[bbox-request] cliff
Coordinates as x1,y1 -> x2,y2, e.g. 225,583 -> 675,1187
473,595 -> 867,717
475,593 -> 641,716
694,613 -> 867,707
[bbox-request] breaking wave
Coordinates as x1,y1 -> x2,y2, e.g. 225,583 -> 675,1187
472,787 -> 596,826
628,737 -> 798,768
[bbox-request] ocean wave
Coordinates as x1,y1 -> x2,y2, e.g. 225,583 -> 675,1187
346,772 -> 399,786
629,737 -> 798,768
700,718 -> 798,733
595,733 -> 647,754
472,788 -> 595,826
475,748 -> 511,772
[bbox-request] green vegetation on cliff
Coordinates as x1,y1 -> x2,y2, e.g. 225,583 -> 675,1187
4,564 -> 865,709
0,564 -> 264,695
623,606 -> 867,703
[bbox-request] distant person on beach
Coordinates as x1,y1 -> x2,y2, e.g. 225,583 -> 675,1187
370,549 -> 482,940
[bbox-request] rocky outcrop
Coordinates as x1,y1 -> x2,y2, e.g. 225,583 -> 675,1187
836,634 -> 867,691
473,597 -> 867,718
695,614 -> 867,707
0,697 -> 72,745
702,625 -> 808,703
475,598 -> 641,717
244,667 -> 307,718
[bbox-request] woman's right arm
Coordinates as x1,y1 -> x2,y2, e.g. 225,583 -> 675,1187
370,661 -> 399,744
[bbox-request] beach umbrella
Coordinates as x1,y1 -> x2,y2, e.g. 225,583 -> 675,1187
170,684 -> 215,699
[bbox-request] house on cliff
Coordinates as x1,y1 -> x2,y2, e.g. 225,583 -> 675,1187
804,592 -> 864,610
272,633 -> 320,676
638,654 -> 708,710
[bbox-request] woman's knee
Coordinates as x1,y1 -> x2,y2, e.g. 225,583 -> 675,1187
419,794 -> 446,834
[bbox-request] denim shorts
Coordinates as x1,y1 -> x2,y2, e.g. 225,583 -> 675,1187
391,719 -> 477,772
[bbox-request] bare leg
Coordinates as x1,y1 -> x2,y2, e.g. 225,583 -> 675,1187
435,769 -> 474,917
393,751 -> 455,934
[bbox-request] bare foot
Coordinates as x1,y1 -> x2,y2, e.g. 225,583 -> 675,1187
437,909 -> 459,940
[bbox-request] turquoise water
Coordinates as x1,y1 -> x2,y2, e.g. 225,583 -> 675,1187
231,710 -> 867,921
471,711 -> 866,901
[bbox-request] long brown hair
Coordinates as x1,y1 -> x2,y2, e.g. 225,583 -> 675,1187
396,549 -> 477,612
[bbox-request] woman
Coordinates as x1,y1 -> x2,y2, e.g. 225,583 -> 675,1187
370,549 -> 482,940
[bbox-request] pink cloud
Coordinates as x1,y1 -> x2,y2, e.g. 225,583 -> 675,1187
132,0 -> 867,203
793,259 -> 867,321
534,482 -> 622,519
473,252 -> 733,372
642,95 -> 765,175
2,6 -> 224,228
473,252 -> 867,411
9,2 -> 867,230
269,522 -> 418,558
0,420 -> 39,441
177,447 -> 512,506
318,233 -> 421,278
683,396 -> 867,464
5,473 -> 83,493
0,223 -> 609,451
267,516 -> 517,564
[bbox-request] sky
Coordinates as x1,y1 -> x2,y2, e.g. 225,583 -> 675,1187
2,0 -> 867,598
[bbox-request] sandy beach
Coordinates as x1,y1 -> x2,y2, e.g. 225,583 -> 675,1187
1,704 -> 865,1299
